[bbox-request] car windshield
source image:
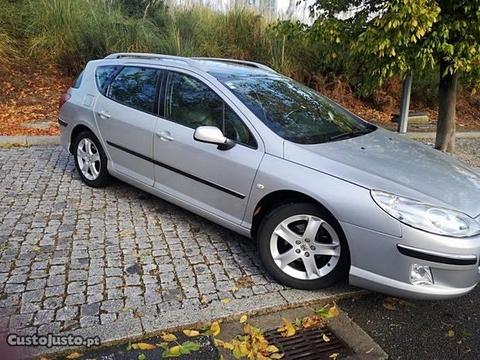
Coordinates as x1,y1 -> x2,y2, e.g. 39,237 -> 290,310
217,75 -> 376,144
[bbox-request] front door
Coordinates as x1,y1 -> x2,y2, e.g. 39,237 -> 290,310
94,66 -> 161,186
153,70 -> 264,225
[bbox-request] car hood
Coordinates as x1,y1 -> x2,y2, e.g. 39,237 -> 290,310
284,128 -> 480,217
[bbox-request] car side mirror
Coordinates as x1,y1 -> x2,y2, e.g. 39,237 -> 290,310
193,126 -> 235,151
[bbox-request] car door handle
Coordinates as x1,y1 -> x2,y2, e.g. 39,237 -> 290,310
98,110 -> 111,119
156,131 -> 174,141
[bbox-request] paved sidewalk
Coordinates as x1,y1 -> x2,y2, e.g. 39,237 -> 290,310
0,146 -> 360,356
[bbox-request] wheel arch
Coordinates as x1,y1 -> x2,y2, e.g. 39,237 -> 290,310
69,124 -> 96,154
251,190 -> 343,239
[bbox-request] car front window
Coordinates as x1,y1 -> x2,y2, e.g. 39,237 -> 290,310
164,71 -> 257,148
218,75 -> 375,144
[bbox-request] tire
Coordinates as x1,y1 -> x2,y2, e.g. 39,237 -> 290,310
73,130 -> 111,188
257,202 -> 350,290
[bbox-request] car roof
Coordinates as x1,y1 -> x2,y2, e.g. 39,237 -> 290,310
102,53 -> 276,78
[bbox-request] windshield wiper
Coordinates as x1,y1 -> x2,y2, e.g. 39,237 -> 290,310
329,129 -> 371,141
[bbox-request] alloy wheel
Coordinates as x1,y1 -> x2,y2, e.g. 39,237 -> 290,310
76,138 -> 101,181
269,214 -> 341,280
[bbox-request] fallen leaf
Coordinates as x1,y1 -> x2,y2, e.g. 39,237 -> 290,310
322,333 -> 331,342
221,298 -> 231,304
162,341 -> 201,357
295,317 -> 302,327
329,353 -> 339,359
302,315 -> 326,329
200,295 -> 208,304
163,345 -> 182,358
240,314 -> 248,323
243,322 -> 253,336
160,332 -> 177,342
234,276 -> 254,289
270,354 -> 284,359
328,304 -> 340,318
315,303 -> 340,318
131,342 -> 156,350
138,353 -> 146,360
180,341 -> 201,353
383,302 -> 397,311
133,309 -> 144,318
156,342 -> 169,350
66,353 -> 83,359
383,297 -> 398,311
277,318 -> 296,337
183,329 -> 200,337
210,321 -> 221,337
266,344 -> 279,353
215,338 -> 235,350
235,341 -> 250,358
447,329 -> 455,337
119,229 -> 133,238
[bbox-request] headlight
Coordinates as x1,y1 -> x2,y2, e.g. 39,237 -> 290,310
371,190 -> 480,237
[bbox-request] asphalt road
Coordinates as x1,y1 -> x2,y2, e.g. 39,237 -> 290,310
339,286 -> 480,359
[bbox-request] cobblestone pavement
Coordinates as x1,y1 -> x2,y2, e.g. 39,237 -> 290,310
0,146 -> 358,356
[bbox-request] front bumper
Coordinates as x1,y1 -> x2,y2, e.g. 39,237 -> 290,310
342,221 -> 480,299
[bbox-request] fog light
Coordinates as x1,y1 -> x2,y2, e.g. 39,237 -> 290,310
410,264 -> 433,286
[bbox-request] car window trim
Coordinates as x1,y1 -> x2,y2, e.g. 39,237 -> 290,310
160,69 -> 258,150
72,70 -> 84,89
103,65 -> 162,117
97,65 -> 124,95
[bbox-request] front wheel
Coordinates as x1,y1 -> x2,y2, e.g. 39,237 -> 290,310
73,130 -> 110,188
257,203 -> 350,290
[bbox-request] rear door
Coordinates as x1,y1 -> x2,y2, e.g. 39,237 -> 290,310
152,70 -> 264,225
94,65 -> 161,186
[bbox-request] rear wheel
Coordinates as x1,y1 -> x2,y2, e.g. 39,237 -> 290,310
257,203 -> 349,289
73,130 -> 110,188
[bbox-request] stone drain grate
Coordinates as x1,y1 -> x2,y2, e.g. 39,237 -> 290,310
264,325 -> 352,360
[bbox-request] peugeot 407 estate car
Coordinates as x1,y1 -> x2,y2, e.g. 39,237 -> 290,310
59,53 -> 480,299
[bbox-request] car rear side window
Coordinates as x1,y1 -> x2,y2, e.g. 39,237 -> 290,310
95,65 -> 122,94
72,71 -> 84,89
164,72 -> 257,148
107,66 -> 159,114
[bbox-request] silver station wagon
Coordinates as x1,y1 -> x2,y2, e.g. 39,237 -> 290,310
59,53 -> 480,299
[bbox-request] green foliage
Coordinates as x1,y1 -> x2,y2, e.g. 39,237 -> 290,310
354,0 -> 440,82
0,0 -> 29,66
267,20 -> 309,76
0,31 -> 16,67
2,0 -> 475,105
308,0 -> 480,92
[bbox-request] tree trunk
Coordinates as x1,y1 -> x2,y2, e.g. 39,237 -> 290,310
435,59 -> 458,152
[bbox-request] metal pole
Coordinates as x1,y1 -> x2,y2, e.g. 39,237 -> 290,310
398,72 -> 413,134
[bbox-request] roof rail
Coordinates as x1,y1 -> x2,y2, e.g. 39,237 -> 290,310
192,57 -> 276,73
105,53 -> 195,66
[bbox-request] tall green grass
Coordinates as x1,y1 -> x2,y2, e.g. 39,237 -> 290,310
26,0 -> 161,73
0,0 -> 324,82
0,32 -> 16,67
152,6 -> 270,60
21,1 -> 292,75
